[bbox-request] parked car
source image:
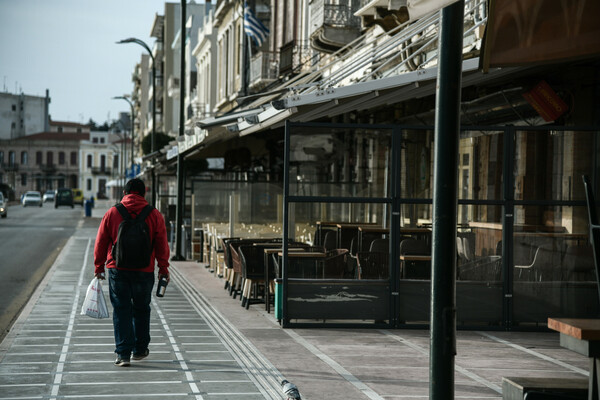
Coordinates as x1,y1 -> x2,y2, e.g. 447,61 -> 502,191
0,192 -> 7,218
43,190 -> 56,203
55,188 -> 74,208
22,191 -> 43,207
72,188 -> 84,206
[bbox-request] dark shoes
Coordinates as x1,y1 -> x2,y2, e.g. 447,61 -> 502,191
114,356 -> 130,367
132,349 -> 149,361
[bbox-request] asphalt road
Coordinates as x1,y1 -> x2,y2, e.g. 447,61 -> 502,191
0,201 -> 83,342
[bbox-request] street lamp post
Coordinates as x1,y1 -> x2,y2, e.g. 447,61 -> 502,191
117,37 -> 157,206
112,95 -> 134,175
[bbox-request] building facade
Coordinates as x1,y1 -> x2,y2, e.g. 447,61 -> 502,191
0,132 -> 88,199
0,90 -> 50,139
79,131 -> 119,200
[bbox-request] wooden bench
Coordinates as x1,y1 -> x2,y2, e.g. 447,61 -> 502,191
502,376 -> 587,399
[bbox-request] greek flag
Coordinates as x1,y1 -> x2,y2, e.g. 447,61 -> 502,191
244,4 -> 269,46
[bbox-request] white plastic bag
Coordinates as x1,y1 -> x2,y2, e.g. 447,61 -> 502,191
80,277 -> 109,319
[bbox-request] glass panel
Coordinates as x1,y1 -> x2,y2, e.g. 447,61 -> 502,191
458,130 -> 504,200
457,204 -> 503,281
400,203 -> 432,228
512,205 -> 597,325
514,129 -> 596,201
288,125 -> 392,198
400,129 -> 434,199
289,201 -> 391,247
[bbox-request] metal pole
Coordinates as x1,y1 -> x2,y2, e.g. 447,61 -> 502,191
116,37 -> 157,206
150,55 -> 157,207
173,0 -> 186,260
429,1 -> 464,399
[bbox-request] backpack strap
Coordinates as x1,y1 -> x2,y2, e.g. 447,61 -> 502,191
114,203 -> 131,220
136,205 -> 154,222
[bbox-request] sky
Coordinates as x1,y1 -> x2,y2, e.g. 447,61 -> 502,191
0,0 -> 173,125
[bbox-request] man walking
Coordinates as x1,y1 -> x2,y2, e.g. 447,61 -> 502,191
94,178 -> 170,366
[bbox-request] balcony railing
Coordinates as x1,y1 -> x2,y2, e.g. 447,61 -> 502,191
309,0 -> 362,53
0,162 -> 19,172
250,52 -> 279,89
91,167 -> 112,175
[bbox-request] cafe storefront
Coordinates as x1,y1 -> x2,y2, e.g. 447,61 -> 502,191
275,121 -> 598,329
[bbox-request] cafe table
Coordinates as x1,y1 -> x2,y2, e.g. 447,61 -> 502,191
277,251 -> 327,279
547,317 -> 600,399
254,244 -> 307,313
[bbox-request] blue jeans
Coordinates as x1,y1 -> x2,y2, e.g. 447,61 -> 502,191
108,268 -> 154,358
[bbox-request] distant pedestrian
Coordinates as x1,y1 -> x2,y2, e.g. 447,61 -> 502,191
93,178 -> 170,367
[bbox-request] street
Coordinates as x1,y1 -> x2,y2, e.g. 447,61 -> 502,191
0,202 -> 82,342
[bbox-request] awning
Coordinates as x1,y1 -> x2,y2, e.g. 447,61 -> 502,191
106,179 -> 127,188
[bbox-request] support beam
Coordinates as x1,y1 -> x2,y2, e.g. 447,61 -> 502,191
430,1 -> 464,398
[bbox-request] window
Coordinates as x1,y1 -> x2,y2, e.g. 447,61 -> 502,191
93,137 -> 98,143
36,151 -> 42,165
21,151 -> 28,165
87,178 -> 92,191
21,174 -> 27,185
87,154 -> 93,168
100,138 -> 105,144
70,152 -> 77,165
58,126 -> 63,132
100,155 -> 106,171
0,151 -> 3,165
46,151 -> 53,166
11,104 -> 16,111
8,151 -> 15,166
58,152 -> 65,165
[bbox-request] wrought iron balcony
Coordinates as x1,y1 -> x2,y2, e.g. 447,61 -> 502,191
0,162 -> 19,172
39,163 -> 56,174
91,167 -> 112,175
309,0 -> 362,53
250,52 -> 279,90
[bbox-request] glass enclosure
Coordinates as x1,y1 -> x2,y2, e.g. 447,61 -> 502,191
192,122 -> 598,329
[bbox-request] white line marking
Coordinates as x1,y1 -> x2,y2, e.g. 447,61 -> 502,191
285,328 -> 385,400
380,330 -> 503,394
479,332 -> 588,376
49,238 -> 91,400
153,299 -> 205,400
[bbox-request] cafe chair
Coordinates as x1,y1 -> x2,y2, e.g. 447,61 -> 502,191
369,238 -> 389,252
399,238 -> 429,255
228,243 -> 244,298
323,231 -> 337,251
314,228 -> 335,247
356,251 -> 389,279
221,237 -> 240,290
239,245 -> 268,309
514,245 -> 555,281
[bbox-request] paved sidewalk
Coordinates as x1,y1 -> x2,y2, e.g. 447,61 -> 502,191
0,200 -> 592,399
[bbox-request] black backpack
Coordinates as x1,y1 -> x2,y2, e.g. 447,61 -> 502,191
111,203 -> 154,269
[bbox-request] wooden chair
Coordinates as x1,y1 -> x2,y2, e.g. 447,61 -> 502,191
239,245 -> 268,309
356,251 -> 389,279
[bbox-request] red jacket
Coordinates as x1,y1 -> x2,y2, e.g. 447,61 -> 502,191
94,194 -> 170,276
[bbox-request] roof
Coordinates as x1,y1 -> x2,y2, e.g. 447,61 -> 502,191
15,132 -> 90,141
49,120 -> 90,129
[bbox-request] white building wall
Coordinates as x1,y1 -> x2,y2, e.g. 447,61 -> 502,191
0,91 -> 48,139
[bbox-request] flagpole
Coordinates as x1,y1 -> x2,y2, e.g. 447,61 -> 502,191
243,0 -> 249,97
